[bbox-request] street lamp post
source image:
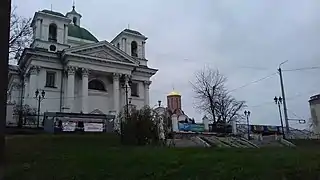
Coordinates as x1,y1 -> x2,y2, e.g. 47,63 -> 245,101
244,110 -> 251,140
120,75 -> 132,143
274,96 -> 285,139
34,89 -> 45,127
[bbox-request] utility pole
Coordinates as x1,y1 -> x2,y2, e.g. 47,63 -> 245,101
0,1 -> 11,179
278,64 -> 290,134
278,61 -> 290,134
274,96 -> 285,139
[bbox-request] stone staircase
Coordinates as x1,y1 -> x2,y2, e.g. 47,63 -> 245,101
249,135 -> 294,147
168,136 -> 210,147
168,133 -> 295,148
200,136 -> 258,148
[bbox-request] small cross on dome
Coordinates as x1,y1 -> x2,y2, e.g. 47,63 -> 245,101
72,0 -> 76,10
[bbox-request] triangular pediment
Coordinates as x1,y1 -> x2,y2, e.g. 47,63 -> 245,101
90,109 -> 104,115
75,46 -> 124,62
64,41 -> 139,65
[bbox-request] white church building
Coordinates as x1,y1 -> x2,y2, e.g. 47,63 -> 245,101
7,6 -> 158,120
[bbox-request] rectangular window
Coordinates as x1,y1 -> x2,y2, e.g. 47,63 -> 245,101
131,82 -> 139,97
46,71 -> 56,88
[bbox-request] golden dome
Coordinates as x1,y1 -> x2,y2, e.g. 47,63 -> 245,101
168,91 -> 181,96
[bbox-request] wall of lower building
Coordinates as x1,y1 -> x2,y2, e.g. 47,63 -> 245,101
310,103 -> 320,134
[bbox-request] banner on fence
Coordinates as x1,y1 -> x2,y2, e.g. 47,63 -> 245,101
84,123 -> 104,132
62,122 -> 76,131
178,123 -> 205,132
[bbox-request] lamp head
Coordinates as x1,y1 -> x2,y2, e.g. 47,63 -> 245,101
41,90 -> 45,98
35,89 -> 39,97
128,79 -> 132,87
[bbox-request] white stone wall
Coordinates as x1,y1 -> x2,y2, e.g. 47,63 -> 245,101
310,104 -> 320,134
88,91 -> 111,114
29,67 -> 62,112
130,81 -> 145,109
6,103 -> 15,125
31,40 -> 69,52
85,75 -> 113,114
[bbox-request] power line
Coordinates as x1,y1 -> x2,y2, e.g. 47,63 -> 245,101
228,72 -> 277,93
287,108 -> 304,120
283,67 -> 320,72
248,89 -> 319,109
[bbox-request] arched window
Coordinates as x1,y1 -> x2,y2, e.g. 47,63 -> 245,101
73,17 -> 77,25
88,79 -> 106,91
48,23 -> 57,42
131,41 -> 138,57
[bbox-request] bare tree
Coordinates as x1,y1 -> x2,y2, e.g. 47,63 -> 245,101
191,67 -> 246,123
9,6 -> 32,64
215,92 -> 246,123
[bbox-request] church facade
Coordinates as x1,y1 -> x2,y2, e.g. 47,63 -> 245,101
7,6 -> 158,117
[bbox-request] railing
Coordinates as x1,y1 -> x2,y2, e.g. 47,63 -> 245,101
9,114 -> 44,128
287,128 -> 320,139
191,136 -> 211,147
280,138 -> 296,147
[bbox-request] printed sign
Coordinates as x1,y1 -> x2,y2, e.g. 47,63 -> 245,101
62,122 -> 76,132
178,123 -> 205,132
84,123 -> 104,132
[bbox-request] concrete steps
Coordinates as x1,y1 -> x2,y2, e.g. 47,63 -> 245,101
168,137 -> 210,148
200,136 -> 258,148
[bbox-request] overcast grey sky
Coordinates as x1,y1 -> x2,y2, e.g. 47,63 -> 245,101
13,0 -> 320,129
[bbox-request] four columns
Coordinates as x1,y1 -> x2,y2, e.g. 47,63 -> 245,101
65,67 -> 152,114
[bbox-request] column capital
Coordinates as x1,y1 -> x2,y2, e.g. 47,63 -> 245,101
81,68 -> 90,77
67,66 -> 76,75
113,73 -> 120,81
29,65 -> 40,75
144,81 -> 152,87
124,74 -> 132,80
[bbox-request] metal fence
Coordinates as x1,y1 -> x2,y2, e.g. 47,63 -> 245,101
8,114 -> 44,128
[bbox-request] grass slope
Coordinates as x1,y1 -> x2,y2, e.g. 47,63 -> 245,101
5,134 -> 320,180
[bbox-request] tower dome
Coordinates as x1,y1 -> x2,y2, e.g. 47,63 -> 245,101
168,90 -> 181,96
167,90 -> 182,115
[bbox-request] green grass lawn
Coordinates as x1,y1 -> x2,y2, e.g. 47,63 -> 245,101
5,134 -> 320,180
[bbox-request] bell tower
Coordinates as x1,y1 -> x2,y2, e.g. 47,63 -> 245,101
111,28 -> 148,59
30,9 -> 71,51
66,2 -> 82,26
